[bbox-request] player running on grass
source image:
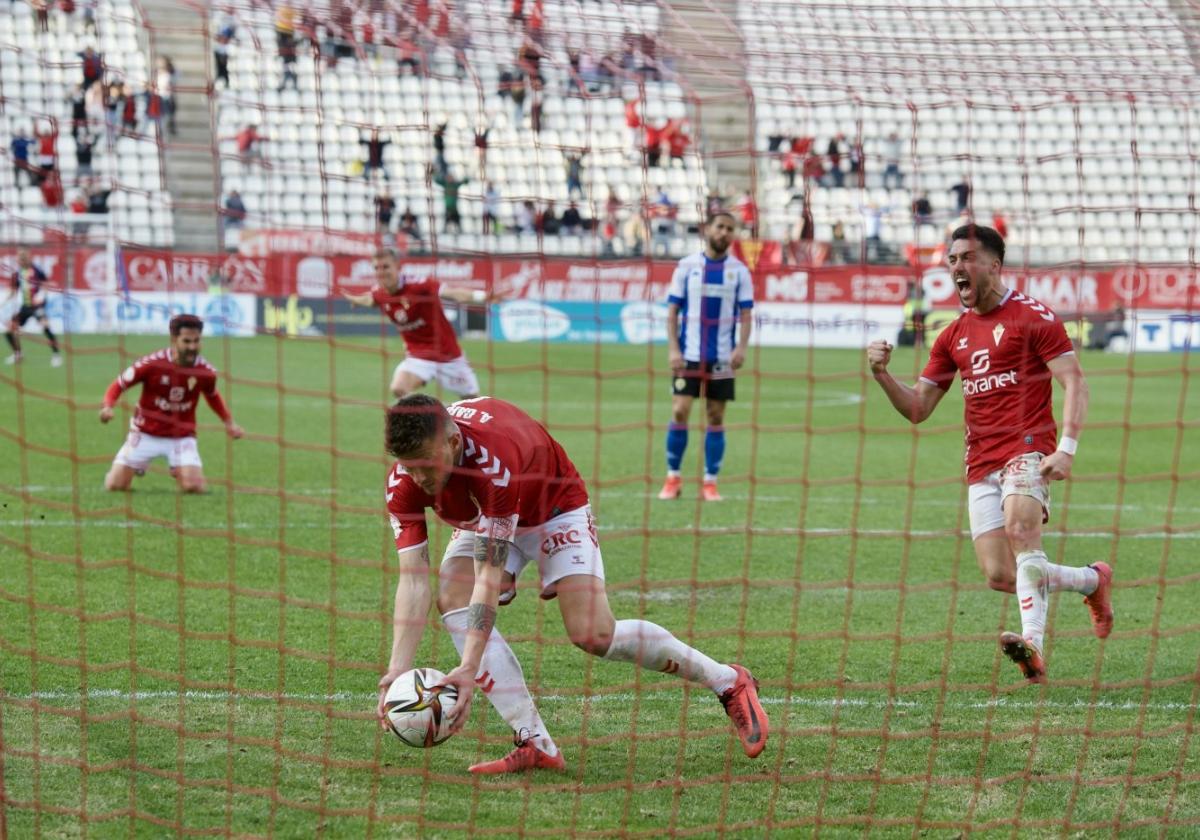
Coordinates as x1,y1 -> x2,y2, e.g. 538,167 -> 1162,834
4,247 -> 63,367
379,393 -> 768,772
866,224 -> 1113,684
99,314 -> 244,493
343,248 -> 487,400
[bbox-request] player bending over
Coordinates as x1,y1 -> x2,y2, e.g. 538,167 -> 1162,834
343,248 -> 487,400
99,314 -> 243,493
866,224 -> 1113,684
380,394 -> 768,770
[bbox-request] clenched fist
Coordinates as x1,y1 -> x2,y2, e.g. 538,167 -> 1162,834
867,340 -> 894,375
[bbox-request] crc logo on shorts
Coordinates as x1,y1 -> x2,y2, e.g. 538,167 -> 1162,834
970,349 -> 990,375
541,528 -> 583,557
674,377 -> 687,390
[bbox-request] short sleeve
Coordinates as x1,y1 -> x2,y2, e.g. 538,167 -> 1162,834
919,326 -> 959,391
385,466 -> 430,552
369,285 -> 387,308
667,262 -> 687,307
468,434 -> 521,540
1029,310 -> 1074,363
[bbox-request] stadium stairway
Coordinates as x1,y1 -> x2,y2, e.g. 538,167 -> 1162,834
139,0 -> 219,252
664,0 -> 757,200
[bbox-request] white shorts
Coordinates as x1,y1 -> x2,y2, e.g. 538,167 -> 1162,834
441,505 -> 605,601
113,430 -> 202,472
968,452 -> 1051,539
395,355 -> 479,397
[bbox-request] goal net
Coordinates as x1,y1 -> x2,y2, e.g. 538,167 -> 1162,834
2,0 -> 1198,835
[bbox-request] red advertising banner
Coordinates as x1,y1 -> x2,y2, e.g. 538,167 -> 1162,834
4,246 -> 1197,314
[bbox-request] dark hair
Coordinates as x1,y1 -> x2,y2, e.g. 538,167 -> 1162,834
705,210 -> 737,227
386,394 -> 448,458
374,247 -> 398,262
950,224 -> 1006,265
169,314 -> 204,336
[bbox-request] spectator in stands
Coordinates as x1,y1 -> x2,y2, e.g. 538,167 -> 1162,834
474,125 -> 490,170
68,84 -> 88,139
223,190 -> 247,231
74,132 -> 95,180
156,57 -> 177,137
530,80 -> 544,134
374,189 -> 395,234
360,129 -> 391,181
949,176 -> 972,213
622,209 -> 647,257
399,208 -> 421,247
786,200 -> 816,265
651,188 -> 676,256
213,25 -> 232,89
85,182 -> 111,214
539,200 -> 560,236
120,84 -> 137,136
515,200 -> 536,234
736,189 -> 758,238
231,124 -> 264,170
79,46 -> 104,91
882,132 -> 903,190
644,121 -> 664,168
802,151 -> 826,186
432,121 -> 448,177
396,27 -> 425,76
825,134 -> 845,187
40,169 -> 63,208
70,190 -> 89,236
433,168 -> 467,233
32,0 -> 49,34
566,48 -> 586,97
10,128 -> 34,187
564,151 -> 586,200
104,80 -> 122,138
767,123 -> 787,153
483,182 -> 501,235
830,219 -> 852,264
705,188 -> 726,217
85,76 -> 105,130
992,209 -> 1009,239
277,31 -> 299,92
34,122 -> 57,180
82,0 -> 98,35
848,137 -> 864,188
666,120 -> 690,168
143,84 -> 164,138
450,21 -> 471,80
860,202 -> 888,262
275,3 -> 296,45
912,191 -> 933,225
561,201 -> 583,236
509,72 -> 527,127
781,149 -> 797,189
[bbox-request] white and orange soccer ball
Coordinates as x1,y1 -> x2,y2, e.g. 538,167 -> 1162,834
383,667 -> 459,748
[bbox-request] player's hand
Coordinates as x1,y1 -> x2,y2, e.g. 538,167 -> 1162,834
99,406 -> 114,424
668,347 -> 684,374
438,663 -> 477,734
867,340 -> 893,374
731,346 -> 747,370
377,669 -> 404,733
1039,450 -> 1073,482
226,421 -> 244,439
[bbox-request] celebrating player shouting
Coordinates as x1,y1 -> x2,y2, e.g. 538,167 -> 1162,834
343,248 -> 486,400
99,314 -> 243,493
379,394 -> 768,772
866,225 -> 1113,683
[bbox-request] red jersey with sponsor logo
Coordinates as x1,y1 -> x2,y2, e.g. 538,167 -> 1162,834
920,290 -> 1075,483
106,349 -> 226,438
385,397 -> 589,552
371,280 -> 462,363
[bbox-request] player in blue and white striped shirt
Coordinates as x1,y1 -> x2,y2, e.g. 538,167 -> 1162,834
658,211 -> 754,502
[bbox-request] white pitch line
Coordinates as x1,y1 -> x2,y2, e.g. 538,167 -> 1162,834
8,689 -> 1196,714
2,519 -> 1197,540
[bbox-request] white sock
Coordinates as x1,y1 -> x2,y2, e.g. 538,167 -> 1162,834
667,469 -> 681,478
703,474 -> 717,483
602,619 -> 737,694
441,608 -> 558,756
1015,550 -> 1049,651
1047,563 -> 1099,595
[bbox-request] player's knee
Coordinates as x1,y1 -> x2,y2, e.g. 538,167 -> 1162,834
103,471 -> 130,491
986,574 -> 1016,594
179,476 -> 207,493
1004,519 -> 1039,549
568,628 -> 613,657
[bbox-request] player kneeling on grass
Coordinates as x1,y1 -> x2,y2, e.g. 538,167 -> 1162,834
866,224 -> 1113,684
99,314 -> 244,493
379,394 -> 768,772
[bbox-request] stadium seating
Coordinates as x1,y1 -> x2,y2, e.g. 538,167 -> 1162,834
0,0 -> 174,247
740,0 -> 1199,264
213,0 -> 708,256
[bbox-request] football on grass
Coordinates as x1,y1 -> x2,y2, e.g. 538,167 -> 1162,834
383,667 -> 458,748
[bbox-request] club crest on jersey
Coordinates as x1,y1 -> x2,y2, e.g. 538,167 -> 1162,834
957,336 -> 969,350
160,375 -> 170,385
992,325 -> 1005,346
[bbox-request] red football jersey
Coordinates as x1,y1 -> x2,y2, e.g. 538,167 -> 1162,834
107,349 -> 226,438
386,397 -> 590,552
371,280 -> 462,363
920,290 -> 1075,483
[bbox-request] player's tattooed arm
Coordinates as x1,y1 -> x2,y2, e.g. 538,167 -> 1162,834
473,535 -> 511,569
467,603 -> 497,636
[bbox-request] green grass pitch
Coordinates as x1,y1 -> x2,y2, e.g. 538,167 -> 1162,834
2,334 -> 1198,838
